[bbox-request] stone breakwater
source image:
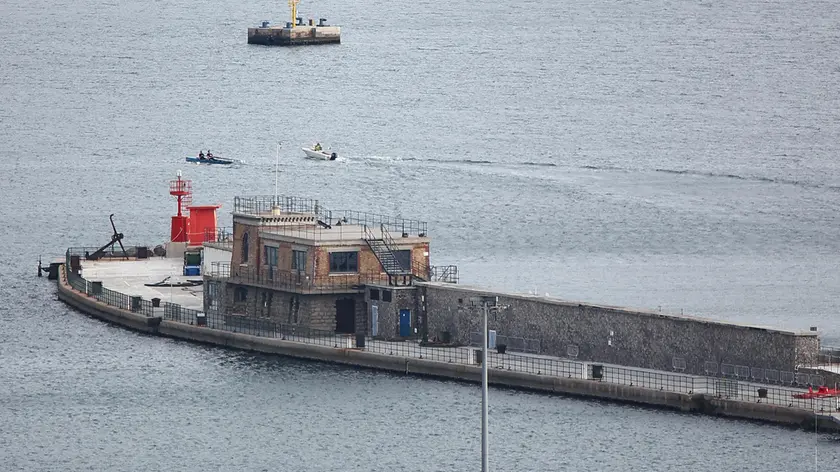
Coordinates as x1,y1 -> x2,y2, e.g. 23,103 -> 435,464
55,266 -> 840,433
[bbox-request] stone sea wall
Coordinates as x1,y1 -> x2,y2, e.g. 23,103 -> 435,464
418,283 -> 818,376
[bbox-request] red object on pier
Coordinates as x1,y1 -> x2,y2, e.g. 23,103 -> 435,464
169,172 -> 192,242
792,385 -> 840,399
188,204 -> 222,246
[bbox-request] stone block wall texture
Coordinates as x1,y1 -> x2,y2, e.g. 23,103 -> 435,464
231,221 -> 259,274
301,293 -> 366,332
214,281 -> 368,333
420,283 -> 818,376
365,285 -> 420,340
794,334 -> 820,366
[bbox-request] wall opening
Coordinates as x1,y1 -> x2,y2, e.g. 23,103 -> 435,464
242,232 -> 250,262
288,295 -> 300,324
335,298 -> 356,333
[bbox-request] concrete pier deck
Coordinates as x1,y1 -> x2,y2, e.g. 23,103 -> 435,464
80,258 -> 203,311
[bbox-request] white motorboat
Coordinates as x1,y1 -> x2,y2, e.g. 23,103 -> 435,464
302,145 -> 338,161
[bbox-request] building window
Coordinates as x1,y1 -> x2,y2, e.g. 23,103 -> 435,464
265,246 -> 278,266
235,287 -> 248,302
370,288 -> 380,300
264,246 -> 278,280
382,290 -> 392,302
242,232 -> 250,263
329,251 -> 358,273
292,249 -> 306,271
394,250 -> 411,270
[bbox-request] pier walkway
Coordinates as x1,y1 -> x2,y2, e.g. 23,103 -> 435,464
79,258 -> 204,310
66,257 -> 840,420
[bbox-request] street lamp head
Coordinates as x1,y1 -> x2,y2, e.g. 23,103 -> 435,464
468,295 -> 498,306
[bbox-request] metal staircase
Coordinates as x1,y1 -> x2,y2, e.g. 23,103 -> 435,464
364,224 -> 412,285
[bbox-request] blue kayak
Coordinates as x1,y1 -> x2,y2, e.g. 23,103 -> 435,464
185,156 -> 234,165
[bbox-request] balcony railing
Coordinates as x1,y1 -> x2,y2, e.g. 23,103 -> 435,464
208,259 -> 457,291
429,265 -> 458,283
207,262 -> 415,293
200,226 -> 233,248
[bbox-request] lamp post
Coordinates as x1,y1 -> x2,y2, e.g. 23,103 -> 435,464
481,299 -> 489,472
469,295 -> 506,472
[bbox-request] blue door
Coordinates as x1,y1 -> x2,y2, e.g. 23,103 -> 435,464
399,309 -> 411,337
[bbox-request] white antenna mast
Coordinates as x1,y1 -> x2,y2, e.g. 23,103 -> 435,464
274,141 -> 281,202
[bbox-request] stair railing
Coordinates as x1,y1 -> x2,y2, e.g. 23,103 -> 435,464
379,224 -> 405,272
363,224 -> 376,242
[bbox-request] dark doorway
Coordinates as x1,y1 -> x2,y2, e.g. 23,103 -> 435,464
335,298 -> 356,334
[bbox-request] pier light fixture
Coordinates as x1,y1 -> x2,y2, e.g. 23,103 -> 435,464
288,0 -> 300,27
467,295 -> 509,472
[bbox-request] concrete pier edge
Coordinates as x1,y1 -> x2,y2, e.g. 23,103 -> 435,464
55,266 -> 839,433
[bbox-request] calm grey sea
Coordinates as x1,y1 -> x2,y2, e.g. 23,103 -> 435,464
2,0 -> 840,469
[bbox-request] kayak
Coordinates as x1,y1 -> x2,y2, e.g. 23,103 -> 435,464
185,156 -> 235,165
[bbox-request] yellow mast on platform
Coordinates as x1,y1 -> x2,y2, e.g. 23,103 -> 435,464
289,0 -> 300,27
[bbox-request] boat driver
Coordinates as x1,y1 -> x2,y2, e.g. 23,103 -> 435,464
314,143 -> 322,151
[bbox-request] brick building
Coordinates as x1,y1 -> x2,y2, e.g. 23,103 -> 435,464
204,196 -> 449,334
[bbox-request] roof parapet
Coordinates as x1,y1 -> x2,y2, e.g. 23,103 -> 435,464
233,195 -> 428,237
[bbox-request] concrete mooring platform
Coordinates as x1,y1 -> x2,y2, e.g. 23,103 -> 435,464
248,20 -> 340,46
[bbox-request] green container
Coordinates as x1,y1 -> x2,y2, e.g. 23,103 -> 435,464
184,252 -> 201,266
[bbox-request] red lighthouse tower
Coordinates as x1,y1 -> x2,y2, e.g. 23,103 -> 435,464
169,171 -> 192,242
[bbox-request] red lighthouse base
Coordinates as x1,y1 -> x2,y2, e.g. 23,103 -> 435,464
171,215 -> 189,242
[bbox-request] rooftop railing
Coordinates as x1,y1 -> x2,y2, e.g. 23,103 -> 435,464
233,195 -> 428,237
333,210 -> 427,237
233,196 -> 325,217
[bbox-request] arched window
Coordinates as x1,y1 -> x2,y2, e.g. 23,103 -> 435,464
242,232 -> 250,263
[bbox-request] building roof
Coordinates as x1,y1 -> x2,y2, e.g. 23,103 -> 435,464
260,223 -> 429,245
233,195 -> 429,245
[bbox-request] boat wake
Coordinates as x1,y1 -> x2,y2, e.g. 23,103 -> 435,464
401,157 -> 558,168
653,167 -> 840,191
578,164 -> 840,192
348,155 -> 838,191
